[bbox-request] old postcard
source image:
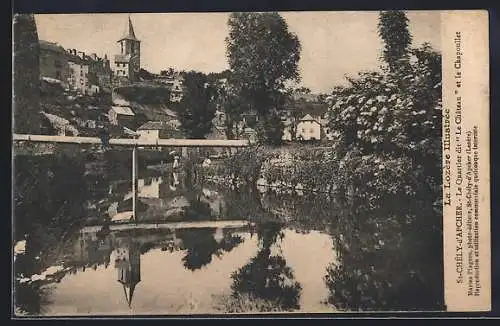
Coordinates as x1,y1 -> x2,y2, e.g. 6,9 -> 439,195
12,10 -> 490,317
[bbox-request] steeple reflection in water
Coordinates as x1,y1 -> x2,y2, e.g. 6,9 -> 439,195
113,235 -> 141,309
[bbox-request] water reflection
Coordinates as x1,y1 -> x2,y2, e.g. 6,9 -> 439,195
113,235 -> 141,308
323,190 -> 444,311
13,155 -> 443,315
230,222 -> 302,311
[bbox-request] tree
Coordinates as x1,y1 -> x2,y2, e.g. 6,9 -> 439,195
159,68 -> 176,77
378,11 -> 412,73
218,80 -> 244,139
294,87 -> 311,95
226,12 -> 301,143
323,13 -> 444,311
137,68 -> 154,80
13,14 -> 41,134
176,71 -> 217,138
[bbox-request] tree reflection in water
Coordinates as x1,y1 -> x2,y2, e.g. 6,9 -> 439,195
183,198 -> 212,221
14,282 -> 54,316
229,221 -> 302,312
324,193 -> 444,311
177,228 -> 244,271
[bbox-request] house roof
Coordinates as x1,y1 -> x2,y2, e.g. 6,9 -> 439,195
300,114 -> 316,121
111,106 -> 135,116
137,121 -> 171,130
67,54 -> 88,65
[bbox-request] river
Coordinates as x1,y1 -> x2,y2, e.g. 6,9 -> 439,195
12,153 -> 444,316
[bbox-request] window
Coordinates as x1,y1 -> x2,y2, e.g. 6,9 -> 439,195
310,128 -> 314,133
55,71 -> 61,80
302,128 -> 305,133
54,60 -> 61,68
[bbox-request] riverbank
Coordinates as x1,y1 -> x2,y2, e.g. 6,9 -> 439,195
201,144 -> 338,194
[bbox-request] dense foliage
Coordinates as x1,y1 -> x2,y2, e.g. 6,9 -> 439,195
326,42 -> 442,203
321,11 -> 443,311
175,71 -> 218,138
378,10 -> 412,73
13,14 -> 41,134
116,85 -> 172,105
226,12 -> 301,144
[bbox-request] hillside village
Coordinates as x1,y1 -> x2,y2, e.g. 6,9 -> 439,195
36,16 -> 332,144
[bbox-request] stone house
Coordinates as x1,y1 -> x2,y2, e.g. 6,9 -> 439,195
108,105 -> 135,127
39,40 -> 69,89
136,121 -> 178,140
67,49 -> 90,95
296,114 -> 322,141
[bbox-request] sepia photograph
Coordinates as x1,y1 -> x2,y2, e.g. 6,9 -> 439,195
12,10 -> 450,316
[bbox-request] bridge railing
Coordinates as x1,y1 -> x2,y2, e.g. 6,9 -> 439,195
12,134 -> 250,148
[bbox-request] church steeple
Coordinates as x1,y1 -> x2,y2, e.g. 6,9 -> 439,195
114,14 -> 141,82
119,15 -> 138,42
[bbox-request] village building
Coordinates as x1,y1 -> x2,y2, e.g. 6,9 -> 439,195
137,176 -> 171,199
114,16 -> 141,83
108,105 -> 135,127
241,110 -> 259,128
39,40 -> 69,89
296,114 -> 322,141
136,121 -> 179,140
87,53 -> 113,92
39,39 -> 112,95
66,49 -> 91,95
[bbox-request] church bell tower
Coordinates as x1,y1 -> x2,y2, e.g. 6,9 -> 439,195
114,15 -> 141,82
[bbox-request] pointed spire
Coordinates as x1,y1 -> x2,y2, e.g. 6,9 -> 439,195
119,14 -> 138,42
122,283 -> 137,309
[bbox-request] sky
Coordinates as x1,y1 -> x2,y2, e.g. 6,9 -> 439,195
34,11 -> 441,94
